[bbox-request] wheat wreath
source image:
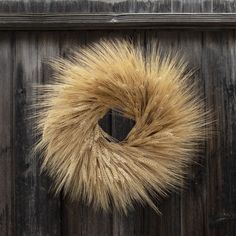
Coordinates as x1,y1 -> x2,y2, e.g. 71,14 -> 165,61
34,39 -> 209,214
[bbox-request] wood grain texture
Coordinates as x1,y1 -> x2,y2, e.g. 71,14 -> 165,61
1,13 -> 236,30
0,0 -> 176,13
37,32 -> 62,236
13,32 -> 38,236
0,0 -> 234,13
0,10 -> 235,236
0,32 -> 14,236
13,32 -> 61,236
178,31 -> 208,236
202,30 -> 236,236
213,0 -> 236,13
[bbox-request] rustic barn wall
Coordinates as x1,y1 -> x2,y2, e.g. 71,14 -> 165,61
0,1 -> 236,236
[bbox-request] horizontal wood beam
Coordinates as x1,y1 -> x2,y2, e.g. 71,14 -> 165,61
1,13 -> 236,30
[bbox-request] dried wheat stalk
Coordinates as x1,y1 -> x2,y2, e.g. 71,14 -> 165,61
34,39 -> 209,214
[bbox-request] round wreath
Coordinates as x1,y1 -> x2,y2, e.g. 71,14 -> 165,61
35,39 -> 208,213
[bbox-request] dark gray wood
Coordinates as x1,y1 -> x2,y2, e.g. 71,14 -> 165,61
174,0 -> 213,12
1,13 -> 236,30
13,32 -> 61,236
213,0 -> 236,13
202,30 -> 236,236
0,0 -> 172,13
0,32 -> 14,236
1,0 -> 235,13
178,31 -> 209,236
0,6 -> 235,235
37,31 -> 62,236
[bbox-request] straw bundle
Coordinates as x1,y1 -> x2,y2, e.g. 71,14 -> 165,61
35,39 -> 208,213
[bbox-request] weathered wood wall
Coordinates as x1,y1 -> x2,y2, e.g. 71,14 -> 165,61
0,1 -> 236,236
0,0 -> 235,13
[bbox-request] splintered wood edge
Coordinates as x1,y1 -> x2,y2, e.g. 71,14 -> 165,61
1,13 -> 236,30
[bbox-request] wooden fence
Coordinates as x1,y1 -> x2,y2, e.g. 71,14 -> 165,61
0,1 -> 236,235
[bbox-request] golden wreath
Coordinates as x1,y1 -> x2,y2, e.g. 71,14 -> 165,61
34,39 -> 209,213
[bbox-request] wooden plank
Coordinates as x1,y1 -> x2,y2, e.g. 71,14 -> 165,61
213,0 -> 236,13
140,0 -> 171,13
0,13 -> 236,30
0,32 -> 14,236
146,30 -> 182,236
1,0 -> 236,14
178,31 -> 209,236
171,0 -> 213,12
178,0 -> 203,12
0,0 -> 196,14
202,30 -> 236,236
0,0 -> 171,14
203,0 -> 213,13
231,29 -> 236,236
59,30 -> 113,236
13,32 -> 61,236
37,31 -> 62,235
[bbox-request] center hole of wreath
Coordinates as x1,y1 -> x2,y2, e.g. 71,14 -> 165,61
98,109 -> 135,142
